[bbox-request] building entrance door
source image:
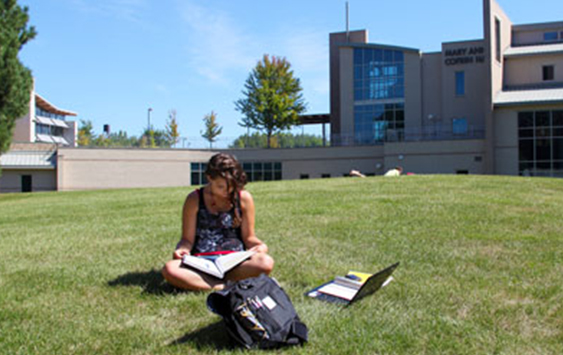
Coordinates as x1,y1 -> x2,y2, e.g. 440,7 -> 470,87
21,175 -> 32,192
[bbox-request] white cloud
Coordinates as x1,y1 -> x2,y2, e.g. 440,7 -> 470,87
177,1 -> 257,86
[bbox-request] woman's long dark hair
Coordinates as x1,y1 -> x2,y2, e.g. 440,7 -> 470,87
205,153 -> 247,226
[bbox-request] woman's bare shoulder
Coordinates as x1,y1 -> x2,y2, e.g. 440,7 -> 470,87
184,189 -> 200,208
240,190 -> 254,208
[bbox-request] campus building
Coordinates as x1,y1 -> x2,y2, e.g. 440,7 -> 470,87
0,86 -> 77,192
328,0 -> 563,177
2,0 -> 562,193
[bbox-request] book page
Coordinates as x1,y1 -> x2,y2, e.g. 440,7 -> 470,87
334,276 -> 362,289
182,255 -> 221,278
317,282 -> 358,301
216,250 -> 255,273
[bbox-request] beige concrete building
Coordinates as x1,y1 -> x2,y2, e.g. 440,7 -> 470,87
2,0 -> 562,193
329,0 -> 563,177
0,85 -> 78,193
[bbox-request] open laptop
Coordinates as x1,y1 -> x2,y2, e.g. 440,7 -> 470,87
306,262 -> 399,306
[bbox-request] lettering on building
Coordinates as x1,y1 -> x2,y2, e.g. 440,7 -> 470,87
444,46 -> 485,66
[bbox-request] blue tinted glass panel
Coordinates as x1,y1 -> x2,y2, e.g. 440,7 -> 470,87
455,71 -> 465,96
544,32 -> 558,41
453,118 -> 468,134
354,48 -> 363,65
394,51 -> 404,62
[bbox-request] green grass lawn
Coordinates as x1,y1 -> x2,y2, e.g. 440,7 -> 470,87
1,175 -> 562,355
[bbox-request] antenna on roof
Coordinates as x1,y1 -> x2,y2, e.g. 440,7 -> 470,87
346,1 -> 350,42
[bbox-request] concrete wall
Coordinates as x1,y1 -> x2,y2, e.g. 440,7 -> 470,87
227,145 -> 386,179
339,47 -> 355,140
494,108 -> 519,176
383,139 -> 485,174
0,169 -> 56,193
56,148 -> 214,191
441,40 -> 488,130
504,54 -> 563,87
13,91 -> 36,143
421,52 -> 443,131
404,51 -> 423,131
513,24 -> 563,46
330,30 -> 368,137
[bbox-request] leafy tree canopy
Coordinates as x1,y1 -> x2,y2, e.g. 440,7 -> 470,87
0,0 -> 36,170
235,55 -> 306,148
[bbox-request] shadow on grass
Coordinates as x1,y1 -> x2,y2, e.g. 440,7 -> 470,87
170,321 -> 235,351
108,269 -> 182,295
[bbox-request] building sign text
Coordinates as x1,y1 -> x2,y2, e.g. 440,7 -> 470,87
444,46 -> 485,66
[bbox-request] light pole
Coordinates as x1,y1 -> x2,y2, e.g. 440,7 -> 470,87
147,108 -> 153,131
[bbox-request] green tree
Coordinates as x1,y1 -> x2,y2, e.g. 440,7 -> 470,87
230,132 -> 323,149
201,111 -> 222,149
165,109 -> 180,147
235,54 -> 306,148
0,0 -> 36,174
77,119 -> 95,146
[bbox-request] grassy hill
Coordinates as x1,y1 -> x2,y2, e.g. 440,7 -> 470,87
1,175 -> 562,355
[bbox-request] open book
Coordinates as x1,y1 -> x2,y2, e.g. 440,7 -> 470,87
181,250 -> 255,279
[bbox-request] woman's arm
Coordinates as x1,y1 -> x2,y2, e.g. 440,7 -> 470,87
240,190 -> 268,253
173,191 -> 199,259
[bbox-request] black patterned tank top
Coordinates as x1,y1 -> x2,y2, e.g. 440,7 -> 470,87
191,188 -> 245,254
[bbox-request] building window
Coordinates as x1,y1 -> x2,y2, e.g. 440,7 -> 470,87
300,174 -> 309,179
543,65 -> 554,81
518,110 -> 563,177
36,107 -> 67,121
35,123 -> 64,137
242,162 -> 282,182
321,174 -> 331,178
455,71 -> 465,96
495,18 -> 501,62
452,118 -> 468,135
353,48 -> 404,101
190,162 -> 207,185
354,103 -> 404,144
544,32 -> 558,42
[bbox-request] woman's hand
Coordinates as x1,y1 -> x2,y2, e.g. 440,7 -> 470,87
249,243 -> 268,254
173,248 -> 190,259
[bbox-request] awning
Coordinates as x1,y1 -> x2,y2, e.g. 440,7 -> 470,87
35,116 -> 70,128
0,150 -> 56,169
494,88 -> 563,107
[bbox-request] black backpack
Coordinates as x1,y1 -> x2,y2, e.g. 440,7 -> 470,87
206,274 -> 308,349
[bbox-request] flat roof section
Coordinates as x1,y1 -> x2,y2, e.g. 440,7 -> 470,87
298,114 -> 330,125
0,150 -> 56,170
494,88 -> 563,107
35,93 -> 78,117
504,43 -> 563,57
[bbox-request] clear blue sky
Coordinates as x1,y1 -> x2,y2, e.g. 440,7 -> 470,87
19,0 -> 562,146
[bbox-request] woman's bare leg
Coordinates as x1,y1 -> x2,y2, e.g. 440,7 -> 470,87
162,259 -> 225,291
225,252 -> 274,281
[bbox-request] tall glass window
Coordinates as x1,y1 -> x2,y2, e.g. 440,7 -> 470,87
518,110 -> 563,177
353,48 -> 404,101
455,71 -> 465,96
191,162 -> 207,185
354,103 -> 404,144
495,18 -> 501,62
242,162 -> 282,182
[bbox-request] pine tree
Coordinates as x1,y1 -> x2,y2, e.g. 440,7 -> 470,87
235,55 -> 306,148
0,0 -> 36,174
201,111 -> 222,149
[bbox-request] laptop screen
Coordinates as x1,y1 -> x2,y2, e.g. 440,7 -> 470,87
353,262 -> 399,303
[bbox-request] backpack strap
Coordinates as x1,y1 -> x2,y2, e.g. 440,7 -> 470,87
286,319 -> 308,345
